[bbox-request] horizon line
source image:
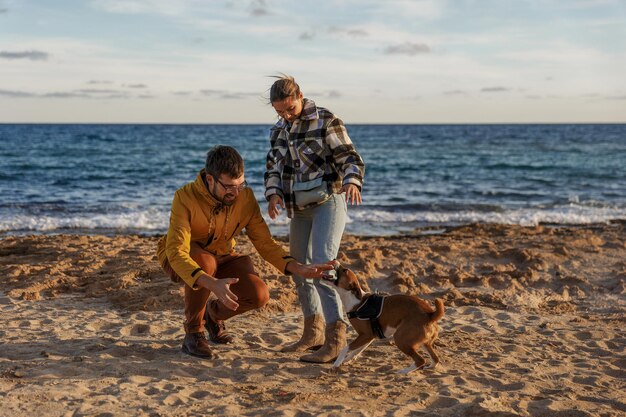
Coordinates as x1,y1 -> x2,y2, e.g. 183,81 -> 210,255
2,121 -> 626,126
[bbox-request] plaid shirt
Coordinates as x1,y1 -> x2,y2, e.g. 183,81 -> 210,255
264,98 -> 365,218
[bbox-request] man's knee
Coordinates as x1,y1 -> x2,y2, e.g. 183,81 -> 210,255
250,279 -> 270,309
190,247 -> 217,275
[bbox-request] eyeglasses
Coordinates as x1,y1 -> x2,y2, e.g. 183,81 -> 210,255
214,176 -> 248,193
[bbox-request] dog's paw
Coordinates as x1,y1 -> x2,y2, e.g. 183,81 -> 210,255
325,366 -> 346,375
423,361 -> 440,371
397,364 -> 422,374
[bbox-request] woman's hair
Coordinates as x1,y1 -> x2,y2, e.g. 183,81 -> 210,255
269,73 -> 301,103
205,145 -> 244,179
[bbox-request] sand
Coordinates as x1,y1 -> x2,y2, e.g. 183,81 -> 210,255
1,223 -> 625,416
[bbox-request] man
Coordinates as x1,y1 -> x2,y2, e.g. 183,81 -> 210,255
157,145 -> 332,359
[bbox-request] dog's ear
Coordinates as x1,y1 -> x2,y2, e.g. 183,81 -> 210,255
345,269 -> 364,299
347,269 -> 372,294
345,269 -> 358,282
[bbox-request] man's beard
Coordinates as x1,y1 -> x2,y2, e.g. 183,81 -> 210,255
211,184 -> 235,206
221,194 -> 236,206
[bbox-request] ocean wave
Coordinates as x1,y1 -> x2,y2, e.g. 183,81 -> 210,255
1,204 -> 624,235
0,211 -> 169,234
346,205 -> 626,227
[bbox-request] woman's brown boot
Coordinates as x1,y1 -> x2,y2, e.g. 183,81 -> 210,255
299,321 -> 347,363
280,314 -> 325,352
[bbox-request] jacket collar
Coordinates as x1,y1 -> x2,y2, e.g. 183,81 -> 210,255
299,98 -> 319,121
193,170 -> 223,209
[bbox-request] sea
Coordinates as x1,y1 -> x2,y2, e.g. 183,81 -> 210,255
1,124 -> 625,236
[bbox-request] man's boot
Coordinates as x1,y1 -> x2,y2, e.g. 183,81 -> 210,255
299,320 -> 347,363
281,314 -> 325,352
204,299 -> 234,344
181,332 -> 214,359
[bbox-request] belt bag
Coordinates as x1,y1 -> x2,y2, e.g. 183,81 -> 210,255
293,177 -> 331,208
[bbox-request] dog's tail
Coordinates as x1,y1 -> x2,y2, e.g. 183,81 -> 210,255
430,298 -> 445,323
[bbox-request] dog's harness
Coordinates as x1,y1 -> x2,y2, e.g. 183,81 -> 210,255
347,294 -> 387,339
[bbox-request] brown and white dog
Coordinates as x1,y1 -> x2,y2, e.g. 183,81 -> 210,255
325,261 -> 444,374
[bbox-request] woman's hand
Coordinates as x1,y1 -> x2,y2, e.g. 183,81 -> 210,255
341,183 -> 362,205
286,261 -> 334,278
268,194 -> 285,219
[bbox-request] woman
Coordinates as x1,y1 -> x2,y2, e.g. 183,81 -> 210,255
264,74 -> 365,363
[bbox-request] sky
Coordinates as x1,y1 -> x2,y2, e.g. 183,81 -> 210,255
0,0 -> 625,123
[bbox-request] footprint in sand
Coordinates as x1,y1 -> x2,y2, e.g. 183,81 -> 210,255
458,325 -> 485,334
144,387 -> 161,396
189,390 -> 211,399
120,323 -> 152,337
162,393 -> 185,406
258,332 -> 284,346
430,396 -> 461,408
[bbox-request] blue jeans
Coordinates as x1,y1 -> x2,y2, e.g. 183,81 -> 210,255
289,193 -> 348,324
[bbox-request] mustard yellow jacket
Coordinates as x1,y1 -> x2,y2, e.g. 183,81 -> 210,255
157,170 -> 294,288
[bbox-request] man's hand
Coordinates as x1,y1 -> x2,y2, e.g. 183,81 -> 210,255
196,274 -> 239,311
286,261 -> 334,278
268,194 -> 285,219
341,183 -> 362,205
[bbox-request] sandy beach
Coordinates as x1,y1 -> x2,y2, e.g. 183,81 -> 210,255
1,223 -> 624,416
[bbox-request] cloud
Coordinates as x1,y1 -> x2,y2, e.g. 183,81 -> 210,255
200,89 -> 226,96
76,89 -> 123,94
249,0 -> 269,17
0,7 -> 7,14
329,26 -> 369,38
200,89 -> 257,100
47,90 -> 132,99
90,0 -> 184,15
42,92 -> 90,98
443,90 -> 468,96
308,90 -> 342,99
299,26 -> 368,42
125,83 -> 148,88
172,91 -> 193,96
0,88 -> 134,99
0,89 -> 36,98
299,32 -> 315,41
481,86 -> 511,92
606,95 -> 626,100
383,42 -> 430,56
87,80 -> 113,85
0,50 -> 49,61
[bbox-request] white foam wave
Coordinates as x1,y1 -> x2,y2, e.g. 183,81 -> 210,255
347,205 -> 626,226
1,204 -> 624,235
0,210 -> 169,233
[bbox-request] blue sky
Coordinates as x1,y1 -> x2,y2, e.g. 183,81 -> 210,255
1,0 -> 625,123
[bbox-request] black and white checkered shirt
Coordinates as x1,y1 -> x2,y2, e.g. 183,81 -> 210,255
264,98 -> 365,218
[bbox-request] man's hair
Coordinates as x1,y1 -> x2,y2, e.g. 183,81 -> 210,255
205,145 -> 244,179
